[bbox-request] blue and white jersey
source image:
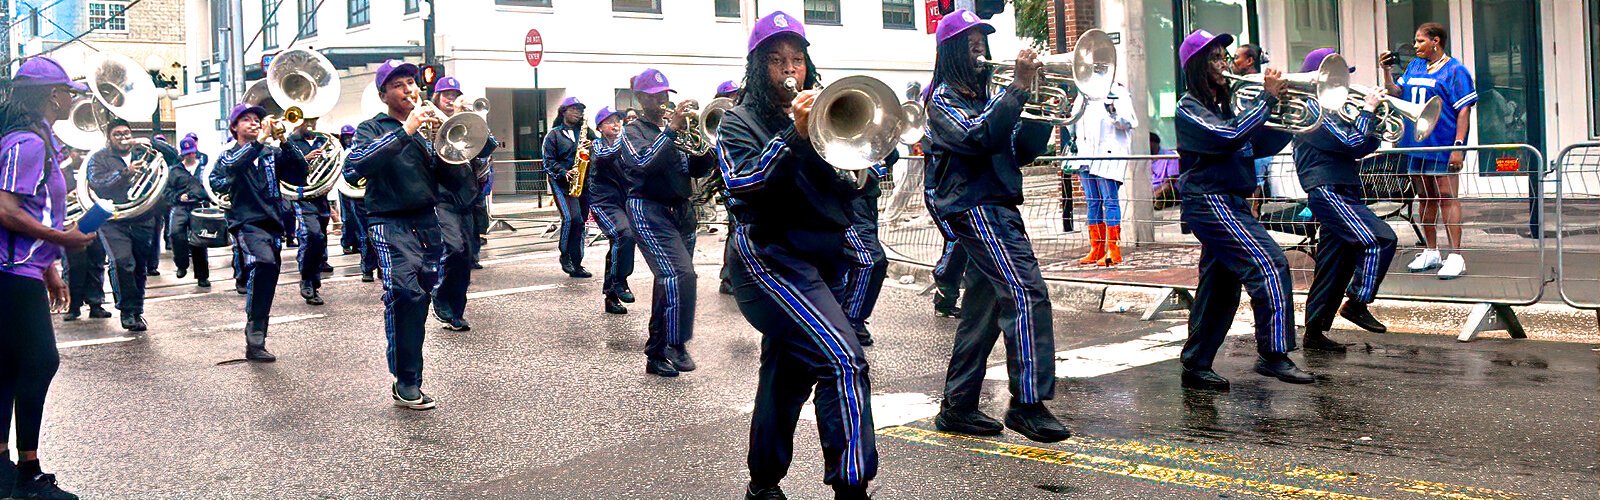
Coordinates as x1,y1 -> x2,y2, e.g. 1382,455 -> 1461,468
1395,57 -> 1476,160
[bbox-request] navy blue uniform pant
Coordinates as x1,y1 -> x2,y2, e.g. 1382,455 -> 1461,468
295,204 -> 329,291
100,218 -> 158,315
837,196 -> 886,331
339,195 -> 362,251
431,206 -> 475,322
591,201 -> 636,297
370,213 -> 444,388
143,213 -> 165,271
729,224 -> 875,490
1180,193 -> 1295,368
342,197 -> 379,275
549,178 -> 589,269
1306,185 -> 1397,331
942,205 -> 1056,407
167,206 -> 210,281
63,239 -> 106,310
626,198 -> 696,360
235,224 -> 283,333
930,199 -> 968,308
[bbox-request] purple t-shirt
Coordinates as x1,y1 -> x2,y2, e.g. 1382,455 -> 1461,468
1151,149 -> 1180,191
0,126 -> 68,281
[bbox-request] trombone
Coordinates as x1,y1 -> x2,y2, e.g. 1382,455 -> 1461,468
1341,85 -> 1443,143
1226,53 -> 1351,133
983,29 -> 1118,126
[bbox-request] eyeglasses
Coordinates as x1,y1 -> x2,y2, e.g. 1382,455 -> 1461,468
1209,52 -> 1235,65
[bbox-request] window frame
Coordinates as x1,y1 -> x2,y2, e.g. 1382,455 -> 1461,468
805,0 -> 842,26
262,0 -> 280,50
87,0 -> 131,33
882,0 -> 915,30
298,0 -> 317,37
405,0 -> 420,15
714,0 -> 740,19
495,0 -> 554,7
347,0 -> 369,28
612,0 -> 661,15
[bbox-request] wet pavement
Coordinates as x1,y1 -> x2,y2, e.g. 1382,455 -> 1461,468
34,228 -> 1600,499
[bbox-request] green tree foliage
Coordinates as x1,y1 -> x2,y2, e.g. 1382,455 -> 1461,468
1014,0 -> 1049,50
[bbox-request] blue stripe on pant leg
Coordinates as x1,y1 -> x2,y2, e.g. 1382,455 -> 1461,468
965,207 -> 1037,404
731,225 -> 867,484
1318,187 -> 1382,302
1203,195 -> 1289,352
842,226 -> 873,320
629,199 -> 679,345
371,225 -> 401,379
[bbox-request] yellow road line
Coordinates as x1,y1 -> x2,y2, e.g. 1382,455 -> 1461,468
879,426 -> 1527,499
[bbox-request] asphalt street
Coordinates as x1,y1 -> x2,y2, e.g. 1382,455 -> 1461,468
33,226 -> 1599,499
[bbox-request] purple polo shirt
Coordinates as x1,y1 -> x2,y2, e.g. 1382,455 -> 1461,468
0,124 -> 68,281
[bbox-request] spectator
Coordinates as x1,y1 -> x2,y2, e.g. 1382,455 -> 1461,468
1150,132 -> 1180,209
1070,83 -> 1137,266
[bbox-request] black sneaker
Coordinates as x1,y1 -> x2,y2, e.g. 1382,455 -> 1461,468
745,482 -> 787,500
1181,367 -> 1231,391
618,288 -> 636,303
1303,329 -> 1350,352
176,267 -> 187,279
604,295 -> 627,315
667,346 -> 696,372
197,279 -> 211,288
88,306 -> 112,319
361,271 -> 376,283
471,262 -> 484,270
235,283 -> 248,295
245,344 -> 277,363
302,289 -> 325,306
645,358 -> 679,377
12,469 -> 78,500
443,318 -> 471,332
1255,356 -> 1316,384
391,383 -> 437,410
320,263 -> 334,273
1004,402 -> 1072,443
63,309 -> 81,322
1339,301 -> 1387,333
568,267 -> 593,278
146,269 -> 160,277
2,456 -> 17,497
719,280 -> 734,295
855,325 -> 874,347
123,314 -> 147,332
935,408 -> 1004,436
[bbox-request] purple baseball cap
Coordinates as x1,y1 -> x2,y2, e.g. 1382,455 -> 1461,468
1300,47 -> 1357,74
184,132 -> 198,143
594,106 -> 619,127
375,59 -> 420,90
936,9 -> 995,44
748,11 -> 808,53
1178,29 -> 1234,69
716,80 -> 739,96
434,76 -> 462,94
180,138 -> 198,156
228,103 -> 267,128
341,124 -> 356,135
12,56 -> 89,92
558,97 -> 585,112
632,69 -> 675,95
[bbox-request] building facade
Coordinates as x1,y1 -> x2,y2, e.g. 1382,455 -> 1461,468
173,0 -> 1026,193
3,0 -> 187,128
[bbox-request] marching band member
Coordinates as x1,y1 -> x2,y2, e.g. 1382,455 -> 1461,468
586,106 -> 636,315
542,97 -> 593,279
621,68 -> 717,377
0,55 -> 96,500
715,79 -> 741,297
60,147 -> 112,322
927,188 -> 967,319
836,150 -> 896,347
429,76 -> 498,332
287,118 -> 332,306
209,103 -> 312,362
164,136 -> 211,288
87,118 -> 180,332
924,10 -> 1069,443
1173,29 -> 1310,388
335,124 -> 380,283
720,12 -> 876,498
1292,48 -> 1394,351
344,60 -> 448,410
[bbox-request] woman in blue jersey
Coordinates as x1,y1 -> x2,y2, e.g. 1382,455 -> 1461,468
1382,22 -> 1476,280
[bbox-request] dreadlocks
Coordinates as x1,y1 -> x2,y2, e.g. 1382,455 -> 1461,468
0,83 -> 54,139
927,34 -> 990,104
738,35 -> 819,126
1184,45 -> 1232,113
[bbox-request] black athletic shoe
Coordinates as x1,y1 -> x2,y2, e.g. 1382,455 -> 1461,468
568,267 -> 593,278
1180,367 -> 1231,391
320,263 -> 334,273
245,344 -> 277,363
1004,402 -> 1072,443
1339,301 -> 1387,333
12,466 -> 78,500
176,267 -> 187,279
2,456 -> 17,497
1255,356 -> 1316,384
935,408 -> 1004,436
443,318 -> 471,332
391,383 -> 437,410
645,358 -> 679,377
63,309 -> 81,322
235,283 -> 248,295
361,271 -> 376,283
197,279 -> 211,288
667,346 -> 696,372
302,288 -> 325,306
471,262 -> 484,270
123,315 -> 147,332
618,288 -> 635,303
604,295 -> 627,315
855,326 -> 874,347
145,269 -> 160,277
719,280 -> 734,295
1303,329 -> 1350,352
88,306 -> 112,319
934,298 -> 962,318
745,482 -> 787,500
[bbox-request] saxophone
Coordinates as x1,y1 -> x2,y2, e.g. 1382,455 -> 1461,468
567,123 -> 592,197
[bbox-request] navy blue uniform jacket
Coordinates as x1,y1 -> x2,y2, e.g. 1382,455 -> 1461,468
716,104 -> 897,231
921,83 -> 1053,218
344,113 -> 441,218
619,119 -> 716,205
1174,92 -> 1292,196
1291,105 -> 1382,189
210,140 -> 308,232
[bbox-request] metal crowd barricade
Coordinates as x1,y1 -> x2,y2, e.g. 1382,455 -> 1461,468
1554,142 -> 1600,310
880,144 -> 1547,341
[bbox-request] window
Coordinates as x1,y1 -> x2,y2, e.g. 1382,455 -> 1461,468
495,0 -> 553,6
612,0 -> 660,14
405,0 -> 419,14
715,0 -> 739,18
805,0 -> 841,25
347,0 -> 369,27
262,0 -> 279,49
298,0 -> 317,37
1471,0 -> 1543,153
882,0 -> 914,29
1591,2 -> 1599,136
88,1 -> 129,32
1284,0 -> 1338,69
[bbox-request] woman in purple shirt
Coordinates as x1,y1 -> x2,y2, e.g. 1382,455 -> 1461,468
0,56 -> 99,500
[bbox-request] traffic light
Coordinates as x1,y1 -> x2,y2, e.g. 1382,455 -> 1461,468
419,64 -> 444,93
936,0 -> 957,15
975,0 -> 1006,18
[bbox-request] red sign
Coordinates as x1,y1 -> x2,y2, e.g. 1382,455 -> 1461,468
925,0 -> 943,34
524,29 -> 544,68
1494,156 -> 1521,172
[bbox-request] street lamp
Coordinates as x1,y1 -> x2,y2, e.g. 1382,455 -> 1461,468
145,55 -> 183,139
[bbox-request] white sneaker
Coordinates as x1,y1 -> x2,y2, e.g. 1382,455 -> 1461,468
1407,249 -> 1442,273
1438,253 -> 1466,280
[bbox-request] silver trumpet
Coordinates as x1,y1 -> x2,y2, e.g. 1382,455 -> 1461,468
663,99 -> 712,156
983,29 -> 1118,126
1342,85 -> 1443,143
1227,53 -> 1351,133
76,53 -> 169,221
787,75 -> 916,188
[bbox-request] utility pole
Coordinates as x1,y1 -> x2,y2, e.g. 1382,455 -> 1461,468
1,1 -> 12,79
423,0 -> 435,65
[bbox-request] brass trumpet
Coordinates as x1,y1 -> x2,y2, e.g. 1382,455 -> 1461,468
1227,53 -> 1351,133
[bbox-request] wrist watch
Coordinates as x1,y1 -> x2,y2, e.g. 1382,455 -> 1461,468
1453,140 -> 1466,147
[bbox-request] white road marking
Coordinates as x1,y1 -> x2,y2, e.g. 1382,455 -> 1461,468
147,292 -> 216,303
985,324 -> 1250,381
201,313 -> 326,332
57,336 -> 138,349
740,393 -> 940,430
466,284 -> 560,300
478,250 -> 560,266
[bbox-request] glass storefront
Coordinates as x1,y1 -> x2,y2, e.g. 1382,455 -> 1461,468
1144,0 -> 1257,151
1384,0 -> 1450,69
1471,0 -> 1543,156
1591,0 -> 1599,137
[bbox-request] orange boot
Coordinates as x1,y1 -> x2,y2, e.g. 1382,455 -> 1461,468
1102,225 -> 1123,266
1078,224 -> 1106,265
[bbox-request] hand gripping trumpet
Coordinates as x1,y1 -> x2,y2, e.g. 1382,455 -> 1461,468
1341,85 -> 1443,143
662,100 -> 712,156
1226,53 -> 1351,133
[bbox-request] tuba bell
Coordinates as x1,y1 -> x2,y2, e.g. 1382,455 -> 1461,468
264,48 -> 345,200
78,53 -> 169,221
53,97 -> 110,152
1343,85 -> 1443,143
433,95 -> 493,165
984,29 -> 1118,126
1227,53 -> 1351,133
699,97 -> 736,147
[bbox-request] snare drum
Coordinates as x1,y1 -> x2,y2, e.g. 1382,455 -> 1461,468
188,207 -> 231,248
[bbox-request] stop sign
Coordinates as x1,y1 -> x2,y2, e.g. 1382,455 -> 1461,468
524,29 -> 544,67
